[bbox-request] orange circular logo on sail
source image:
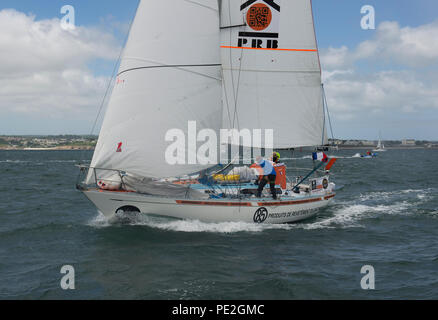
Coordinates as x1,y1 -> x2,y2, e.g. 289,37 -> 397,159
247,3 -> 272,31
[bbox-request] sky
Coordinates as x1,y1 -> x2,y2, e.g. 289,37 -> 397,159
0,0 -> 437,140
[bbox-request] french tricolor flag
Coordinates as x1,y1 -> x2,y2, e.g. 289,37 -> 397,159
312,152 -> 328,163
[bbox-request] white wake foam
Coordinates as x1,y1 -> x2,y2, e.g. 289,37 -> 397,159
317,188 -> 437,229
358,188 -> 435,203
0,160 -> 32,163
352,153 -> 362,158
87,211 -> 112,228
87,211 -> 296,233
143,219 -> 293,233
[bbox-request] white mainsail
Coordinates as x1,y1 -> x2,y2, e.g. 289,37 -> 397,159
89,0 -> 222,180
220,0 -> 327,148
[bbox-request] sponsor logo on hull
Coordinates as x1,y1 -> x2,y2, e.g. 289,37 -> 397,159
253,207 -> 269,223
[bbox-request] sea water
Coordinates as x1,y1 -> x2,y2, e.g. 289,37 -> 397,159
0,149 -> 437,299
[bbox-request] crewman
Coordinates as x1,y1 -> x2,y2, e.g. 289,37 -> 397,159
272,152 -> 281,164
255,156 -> 277,199
271,151 -> 287,190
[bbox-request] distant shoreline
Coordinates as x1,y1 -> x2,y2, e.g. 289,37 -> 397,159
335,146 -> 437,150
1,146 -> 436,151
0,146 -> 94,151
1,136 -> 437,151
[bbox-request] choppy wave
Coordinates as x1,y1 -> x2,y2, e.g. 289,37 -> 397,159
0,160 -> 32,163
358,188 -> 436,203
308,202 -> 409,229
0,159 -> 90,163
0,159 -> 89,164
286,154 -> 369,160
317,188 -> 437,229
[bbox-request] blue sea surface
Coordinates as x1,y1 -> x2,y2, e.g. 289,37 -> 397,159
0,149 -> 437,299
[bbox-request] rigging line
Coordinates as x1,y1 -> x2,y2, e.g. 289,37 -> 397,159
323,84 -> 335,142
83,0 -> 139,165
88,52 -> 122,137
321,84 -> 326,146
227,0 -> 238,128
117,64 -> 222,81
220,23 -> 246,29
221,67 -> 233,129
182,0 -> 218,12
216,6 -> 231,130
218,3 -> 231,127
231,0 -> 246,131
232,46 -> 244,131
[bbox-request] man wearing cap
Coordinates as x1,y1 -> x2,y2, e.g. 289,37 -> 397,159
272,152 -> 281,164
255,156 -> 277,200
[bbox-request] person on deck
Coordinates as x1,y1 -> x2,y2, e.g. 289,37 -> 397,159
271,151 -> 287,190
272,152 -> 281,164
256,156 -> 277,200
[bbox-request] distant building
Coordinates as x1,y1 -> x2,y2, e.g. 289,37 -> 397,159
330,139 -> 343,145
360,140 -> 375,146
402,139 -> 416,146
343,140 -> 358,146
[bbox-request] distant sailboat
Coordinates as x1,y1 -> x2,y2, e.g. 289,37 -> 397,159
77,0 -> 337,224
373,132 -> 386,152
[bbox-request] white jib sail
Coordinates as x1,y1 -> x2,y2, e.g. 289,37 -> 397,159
89,0 -> 222,181
220,0 -> 327,148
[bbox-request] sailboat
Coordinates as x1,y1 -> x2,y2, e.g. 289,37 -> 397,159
77,0 -> 337,224
373,132 -> 386,152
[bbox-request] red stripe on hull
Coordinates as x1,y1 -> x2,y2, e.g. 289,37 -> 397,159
176,200 -> 252,207
258,197 -> 323,206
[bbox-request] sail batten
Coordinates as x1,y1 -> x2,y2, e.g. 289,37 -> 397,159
117,64 -> 222,79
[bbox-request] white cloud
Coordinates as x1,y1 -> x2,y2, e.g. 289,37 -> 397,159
320,19 -> 438,127
0,9 -> 120,127
355,20 -> 438,67
324,70 -> 438,120
321,20 -> 438,70
320,46 -> 351,70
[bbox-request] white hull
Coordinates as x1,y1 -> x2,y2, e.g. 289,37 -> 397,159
82,189 -> 335,224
